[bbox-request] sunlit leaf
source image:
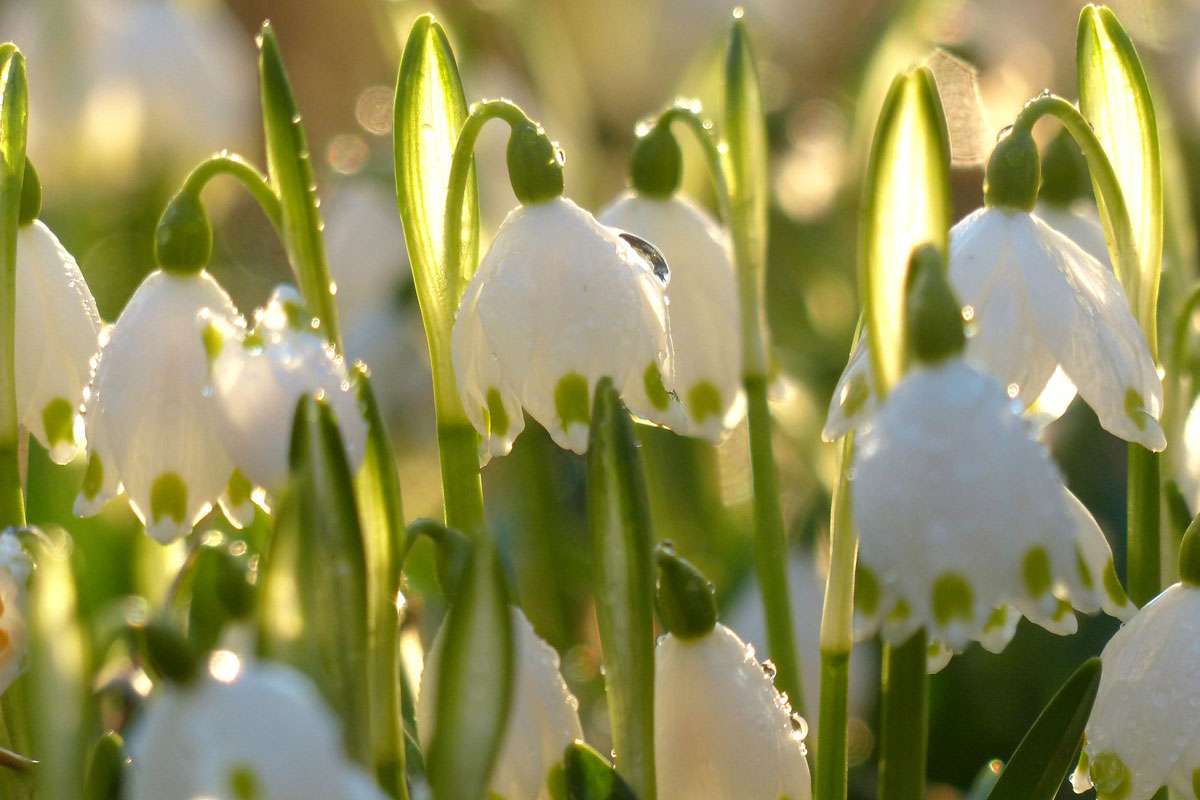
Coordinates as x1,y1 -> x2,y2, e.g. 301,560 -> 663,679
0,46 -> 27,529
1077,4 -> 1162,351
553,742 -> 637,800
860,66 -> 952,395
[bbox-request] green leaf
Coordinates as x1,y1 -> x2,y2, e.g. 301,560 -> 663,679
0,46 -> 27,528
84,731 -> 125,800
394,15 -> 478,367
257,23 -> 341,350
426,539 -> 513,800
860,66 -> 952,395
555,742 -> 638,800
586,379 -> 657,799
353,366 -> 408,798
257,397 -> 371,767
1077,5 -> 1162,353
987,658 -> 1101,800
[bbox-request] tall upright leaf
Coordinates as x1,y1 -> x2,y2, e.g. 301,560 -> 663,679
587,379 -> 656,799
1077,5 -> 1162,352
257,23 -> 342,350
0,47 -> 26,529
860,67 -> 952,395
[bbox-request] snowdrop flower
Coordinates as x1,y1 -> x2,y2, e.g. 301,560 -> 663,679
1072,529 -> 1200,800
654,545 -> 811,800
202,285 -> 367,524
418,606 -> 583,800
851,247 -> 1134,666
825,129 -> 1163,451
14,177 -> 102,463
77,266 -> 239,543
599,125 -> 742,440
127,654 -> 385,800
0,530 -> 30,695
452,120 -> 677,461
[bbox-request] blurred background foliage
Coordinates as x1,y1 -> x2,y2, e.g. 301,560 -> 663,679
6,0 -> 1200,796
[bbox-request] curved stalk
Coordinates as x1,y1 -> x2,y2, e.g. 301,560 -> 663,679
179,153 -> 283,233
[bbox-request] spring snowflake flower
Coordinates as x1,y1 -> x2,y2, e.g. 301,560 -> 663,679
202,285 -> 367,525
127,655 -> 385,800
599,192 -> 742,440
417,606 -> 583,800
452,196 -> 678,461
15,219 -> 101,463
77,269 -> 239,543
0,530 -> 29,695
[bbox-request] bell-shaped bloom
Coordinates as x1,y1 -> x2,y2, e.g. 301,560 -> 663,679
202,285 -> 367,523
599,192 -> 742,440
655,622 -> 811,800
452,196 -> 678,462
824,207 -> 1163,451
0,530 -> 30,695
77,269 -> 239,543
15,220 -> 102,464
852,358 -> 1134,665
1072,582 -> 1200,800
127,654 -> 385,800
417,607 -> 583,800
1035,200 -> 1110,267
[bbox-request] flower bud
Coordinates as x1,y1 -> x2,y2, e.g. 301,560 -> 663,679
154,191 -> 213,274
984,126 -> 1040,212
507,120 -> 564,205
904,244 -> 965,365
630,123 -> 682,199
655,543 -> 717,639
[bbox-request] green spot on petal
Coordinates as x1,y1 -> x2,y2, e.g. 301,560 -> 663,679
932,572 -> 974,626
887,598 -> 911,623
555,373 -> 590,431
1075,545 -> 1094,591
1125,388 -> 1148,431
486,388 -> 510,438
229,764 -> 261,799
688,381 -> 723,423
82,452 -> 104,500
841,374 -> 869,419
855,564 -> 880,617
983,606 -> 1007,632
41,397 -> 75,448
226,469 -> 253,508
202,320 -> 224,363
1023,545 -> 1053,599
643,363 -> 670,412
150,472 -> 188,526
1089,752 -> 1130,800
1102,560 -> 1130,609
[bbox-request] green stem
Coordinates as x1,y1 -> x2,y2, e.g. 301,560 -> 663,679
179,153 -> 283,233
878,629 -> 929,800
435,422 -> 485,540
816,436 -> 857,800
1128,444 -> 1161,606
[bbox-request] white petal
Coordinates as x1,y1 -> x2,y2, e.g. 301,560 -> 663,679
1065,489 -> 1135,620
417,607 -> 583,800
85,270 -> 238,543
15,221 -> 101,463
655,624 -> 811,800
1034,201 -> 1111,268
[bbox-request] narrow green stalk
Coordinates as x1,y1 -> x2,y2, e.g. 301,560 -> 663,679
816,436 -> 858,800
435,423 -> 485,541
1128,445 -> 1161,606
179,153 -> 283,232
0,49 -> 27,530
878,629 -> 929,800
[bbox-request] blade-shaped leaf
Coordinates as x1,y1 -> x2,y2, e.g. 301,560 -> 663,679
257,397 -> 370,767
257,23 -> 342,350
988,658 -> 1101,800
553,742 -> 638,800
353,366 -> 407,797
860,67 -> 952,395
1078,5 -> 1162,351
426,539 -> 513,800
394,15 -> 478,361
587,379 -> 656,798
0,47 -> 27,529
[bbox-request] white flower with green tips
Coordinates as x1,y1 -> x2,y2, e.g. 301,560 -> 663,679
599,192 -> 742,440
0,529 -> 29,695
77,269 -> 239,543
418,606 -> 583,800
127,656 -> 385,800
15,219 -> 101,464
452,196 -> 678,461
202,285 -> 367,525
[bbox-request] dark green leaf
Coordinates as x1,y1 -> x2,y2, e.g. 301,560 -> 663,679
557,742 -> 638,800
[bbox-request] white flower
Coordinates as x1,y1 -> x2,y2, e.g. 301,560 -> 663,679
417,607 -> 583,800
0,530 -> 29,695
452,196 -> 678,462
127,654 -> 385,800
1035,200 -> 1111,267
15,220 -> 101,464
202,285 -> 367,522
655,622 -> 811,800
599,192 -> 743,440
1072,582 -> 1200,800
851,358 -> 1134,665
824,207 -> 1163,451
77,269 -> 239,543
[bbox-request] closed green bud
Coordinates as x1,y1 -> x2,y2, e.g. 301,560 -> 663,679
984,126 -> 1040,212
140,619 -> 198,685
18,157 -> 39,226
507,120 -> 565,205
630,122 -> 682,199
155,190 -> 212,273
905,244 -> 965,365
85,731 -> 126,800
655,542 -> 717,639
1179,514 -> 1200,586
1039,130 -> 1090,207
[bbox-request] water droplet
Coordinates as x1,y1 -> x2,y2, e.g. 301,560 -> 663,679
761,659 -> 777,680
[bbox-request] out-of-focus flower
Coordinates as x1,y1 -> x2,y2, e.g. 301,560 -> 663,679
600,192 -> 743,440
417,607 -> 583,800
0,530 -> 30,695
127,655 -> 385,800
202,285 -> 366,524
77,269 -> 239,543
16,219 -> 101,464
452,196 -> 678,461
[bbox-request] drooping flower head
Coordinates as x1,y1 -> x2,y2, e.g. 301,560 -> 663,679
418,606 -> 583,800
451,112 -> 679,462
850,247 -> 1133,667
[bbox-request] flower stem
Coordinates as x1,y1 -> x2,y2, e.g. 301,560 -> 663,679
816,436 -> 858,800
179,153 -> 283,233
878,629 -> 929,800
1128,444 -> 1161,606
